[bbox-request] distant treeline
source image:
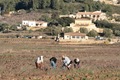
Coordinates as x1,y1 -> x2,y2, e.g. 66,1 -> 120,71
0,0 -> 119,14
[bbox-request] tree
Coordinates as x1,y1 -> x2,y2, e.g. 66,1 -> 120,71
50,0 -> 59,10
40,14 -> 51,22
43,26 -> 62,36
0,23 -> 10,33
39,0 -> 45,9
33,0 -> 39,9
57,17 -> 74,27
103,28 -> 113,38
63,0 -> 72,3
64,27 -> 73,33
114,30 -> 120,36
87,30 -> 98,37
15,0 -> 27,10
80,28 -> 88,34
94,20 -> 113,29
75,0 -> 84,2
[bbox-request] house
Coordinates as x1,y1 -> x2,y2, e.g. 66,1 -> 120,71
99,0 -> 120,4
60,32 -> 88,42
69,18 -> 103,33
22,20 -> 47,30
59,10 -> 107,21
76,11 -> 107,21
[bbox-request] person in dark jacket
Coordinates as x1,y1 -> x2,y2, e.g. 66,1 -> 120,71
74,58 -> 80,68
50,57 -> 57,68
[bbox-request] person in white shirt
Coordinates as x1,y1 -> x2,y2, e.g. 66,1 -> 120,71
62,55 -> 72,70
35,56 -> 43,69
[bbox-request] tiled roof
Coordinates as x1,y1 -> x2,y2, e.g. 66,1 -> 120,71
76,11 -> 102,15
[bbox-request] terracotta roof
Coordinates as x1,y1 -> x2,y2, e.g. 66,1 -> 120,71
76,11 -> 102,15
65,32 -> 86,36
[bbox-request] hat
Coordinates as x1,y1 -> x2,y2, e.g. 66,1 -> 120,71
76,58 -> 80,62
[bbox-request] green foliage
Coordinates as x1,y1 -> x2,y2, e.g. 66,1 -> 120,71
114,16 -> 120,21
102,4 -> 113,15
9,25 -> 18,31
87,29 -> 98,37
64,27 -> 73,33
103,28 -> 113,38
40,14 -> 51,22
114,30 -> 120,36
57,17 -> 74,27
80,28 -> 88,34
75,0 -> 84,2
43,26 -> 62,36
94,20 -> 120,36
94,20 -> 113,29
63,0 -> 72,3
0,0 -> 115,16
112,5 -> 120,14
0,23 -> 10,33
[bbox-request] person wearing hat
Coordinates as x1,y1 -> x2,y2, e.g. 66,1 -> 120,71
74,58 -> 80,68
49,57 -> 57,68
62,55 -> 72,70
35,56 -> 44,69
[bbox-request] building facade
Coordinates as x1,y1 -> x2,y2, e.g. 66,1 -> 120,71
22,20 -> 47,30
60,11 -> 107,21
22,20 -> 47,27
69,18 -> 103,33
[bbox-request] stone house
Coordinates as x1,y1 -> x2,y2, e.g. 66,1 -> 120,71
76,11 -> 107,21
59,11 -> 107,21
69,18 -> 103,33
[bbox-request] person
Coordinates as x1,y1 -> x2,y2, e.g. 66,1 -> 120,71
35,56 -> 44,69
74,58 -> 80,68
49,57 -> 57,68
62,55 -> 72,70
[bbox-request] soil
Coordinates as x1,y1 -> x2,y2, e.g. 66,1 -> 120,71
0,38 -> 120,80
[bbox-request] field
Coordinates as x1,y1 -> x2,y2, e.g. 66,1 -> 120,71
0,38 -> 120,80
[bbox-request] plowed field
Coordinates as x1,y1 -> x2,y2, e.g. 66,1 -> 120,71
0,38 -> 120,80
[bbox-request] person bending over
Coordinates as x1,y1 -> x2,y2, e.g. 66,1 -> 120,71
35,56 -> 44,69
50,57 -> 57,68
62,56 -> 72,70
74,58 -> 80,68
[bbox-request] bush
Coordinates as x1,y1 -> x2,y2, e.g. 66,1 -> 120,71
103,28 -> 113,38
57,17 -> 75,27
80,28 -> 88,34
64,27 -> 73,33
87,30 -> 98,37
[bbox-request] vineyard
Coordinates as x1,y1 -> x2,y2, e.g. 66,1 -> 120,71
0,38 -> 120,80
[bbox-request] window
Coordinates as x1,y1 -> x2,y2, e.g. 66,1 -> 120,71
81,37 -> 84,39
76,36 -> 80,39
72,36 -> 75,38
36,24 -> 39,26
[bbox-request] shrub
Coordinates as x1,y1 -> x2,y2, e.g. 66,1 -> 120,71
87,30 -> 98,37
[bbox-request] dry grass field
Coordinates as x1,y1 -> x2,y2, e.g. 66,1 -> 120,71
0,38 -> 120,80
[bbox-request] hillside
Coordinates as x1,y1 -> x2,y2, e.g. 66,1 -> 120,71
0,0 -> 120,25
0,11 -> 45,25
